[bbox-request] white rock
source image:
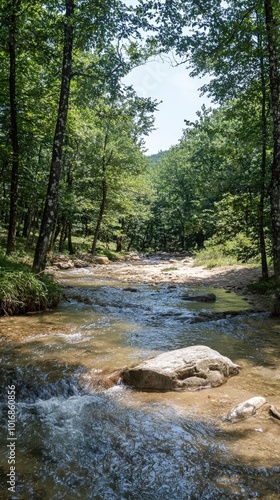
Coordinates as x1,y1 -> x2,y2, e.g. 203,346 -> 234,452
226,396 -> 267,423
121,345 -> 240,391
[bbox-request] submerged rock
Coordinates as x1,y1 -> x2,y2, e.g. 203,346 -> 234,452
121,345 -> 240,392
182,292 -> 217,302
225,396 -> 267,423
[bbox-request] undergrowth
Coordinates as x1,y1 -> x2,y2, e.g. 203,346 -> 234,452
194,244 -> 260,269
247,276 -> 279,295
0,252 -> 62,316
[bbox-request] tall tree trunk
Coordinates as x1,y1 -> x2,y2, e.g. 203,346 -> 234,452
259,40 -> 269,279
1,158 -> 9,223
22,206 -> 32,238
264,0 -> 280,280
6,0 -> 20,255
67,222 -> 75,254
48,209 -> 59,252
91,126 -> 112,256
58,217 -> 67,253
32,0 -> 74,273
91,178 -> 108,255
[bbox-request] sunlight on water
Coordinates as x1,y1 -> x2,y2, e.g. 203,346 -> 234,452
1,271 -> 280,498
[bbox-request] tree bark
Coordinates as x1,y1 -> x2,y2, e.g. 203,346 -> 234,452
258,40 -> 269,279
67,222 -> 75,254
32,0 -> 74,273
91,126 -> 112,255
264,0 -> 280,280
6,0 -> 20,255
91,178 -> 108,255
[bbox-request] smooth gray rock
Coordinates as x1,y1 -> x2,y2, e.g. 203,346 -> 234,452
121,345 -> 240,391
182,292 -> 217,302
225,396 -> 267,423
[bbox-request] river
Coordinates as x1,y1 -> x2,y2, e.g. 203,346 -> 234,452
1,261 -> 280,499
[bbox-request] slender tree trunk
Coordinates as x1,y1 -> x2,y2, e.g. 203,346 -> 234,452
1,158 -> 9,222
91,178 -> 108,255
48,210 -> 59,252
264,0 -> 280,280
6,0 -> 20,255
67,222 -> 75,254
51,221 -> 61,251
91,126 -> 112,256
32,0 -> 74,273
259,43 -> 269,279
58,217 -> 67,253
22,206 -> 32,238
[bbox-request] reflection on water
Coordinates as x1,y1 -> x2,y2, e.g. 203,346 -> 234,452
1,270 -> 280,498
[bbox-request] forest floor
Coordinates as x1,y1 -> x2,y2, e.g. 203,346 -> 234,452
90,254 -> 272,312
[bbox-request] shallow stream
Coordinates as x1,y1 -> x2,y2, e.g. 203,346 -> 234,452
1,265 -> 280,499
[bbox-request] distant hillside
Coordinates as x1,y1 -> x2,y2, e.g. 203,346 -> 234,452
147,150 -> 168,164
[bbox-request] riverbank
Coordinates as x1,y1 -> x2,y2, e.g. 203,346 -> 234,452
0,251 -> 272,316
0,253 -> 62,315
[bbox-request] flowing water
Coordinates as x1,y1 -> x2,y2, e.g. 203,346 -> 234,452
1,265 -> 280,499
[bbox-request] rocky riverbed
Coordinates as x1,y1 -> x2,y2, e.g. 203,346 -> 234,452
50,252 -> 272,312
1,253 -> 280,498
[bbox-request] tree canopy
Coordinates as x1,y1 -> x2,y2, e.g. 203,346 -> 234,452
1,0 -> 280,293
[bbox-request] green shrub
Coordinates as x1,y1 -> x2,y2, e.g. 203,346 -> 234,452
194,244 -> 239,268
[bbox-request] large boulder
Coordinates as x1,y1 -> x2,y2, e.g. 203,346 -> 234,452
121,345 -> 240,391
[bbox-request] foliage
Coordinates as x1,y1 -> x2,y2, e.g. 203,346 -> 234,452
1,0 -> 280,311
142,102 -> 271,260
194,245 -> 244,269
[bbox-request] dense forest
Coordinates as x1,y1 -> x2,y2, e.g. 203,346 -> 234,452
1,0 -> 280,312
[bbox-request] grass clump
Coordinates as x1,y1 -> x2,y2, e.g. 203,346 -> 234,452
0,270 -> 62,316
0,251 -> 62,315
194,245 -> 240,268
194,240 -> 261,269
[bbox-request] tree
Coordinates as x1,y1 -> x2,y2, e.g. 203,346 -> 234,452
32,0 -> 75,273
6,0 -> 21,254
146,0 -> 276,275
144,102 -> 271,258
264,0 -> 280,280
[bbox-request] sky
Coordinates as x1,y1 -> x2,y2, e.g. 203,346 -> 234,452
123,57 -> 214,155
